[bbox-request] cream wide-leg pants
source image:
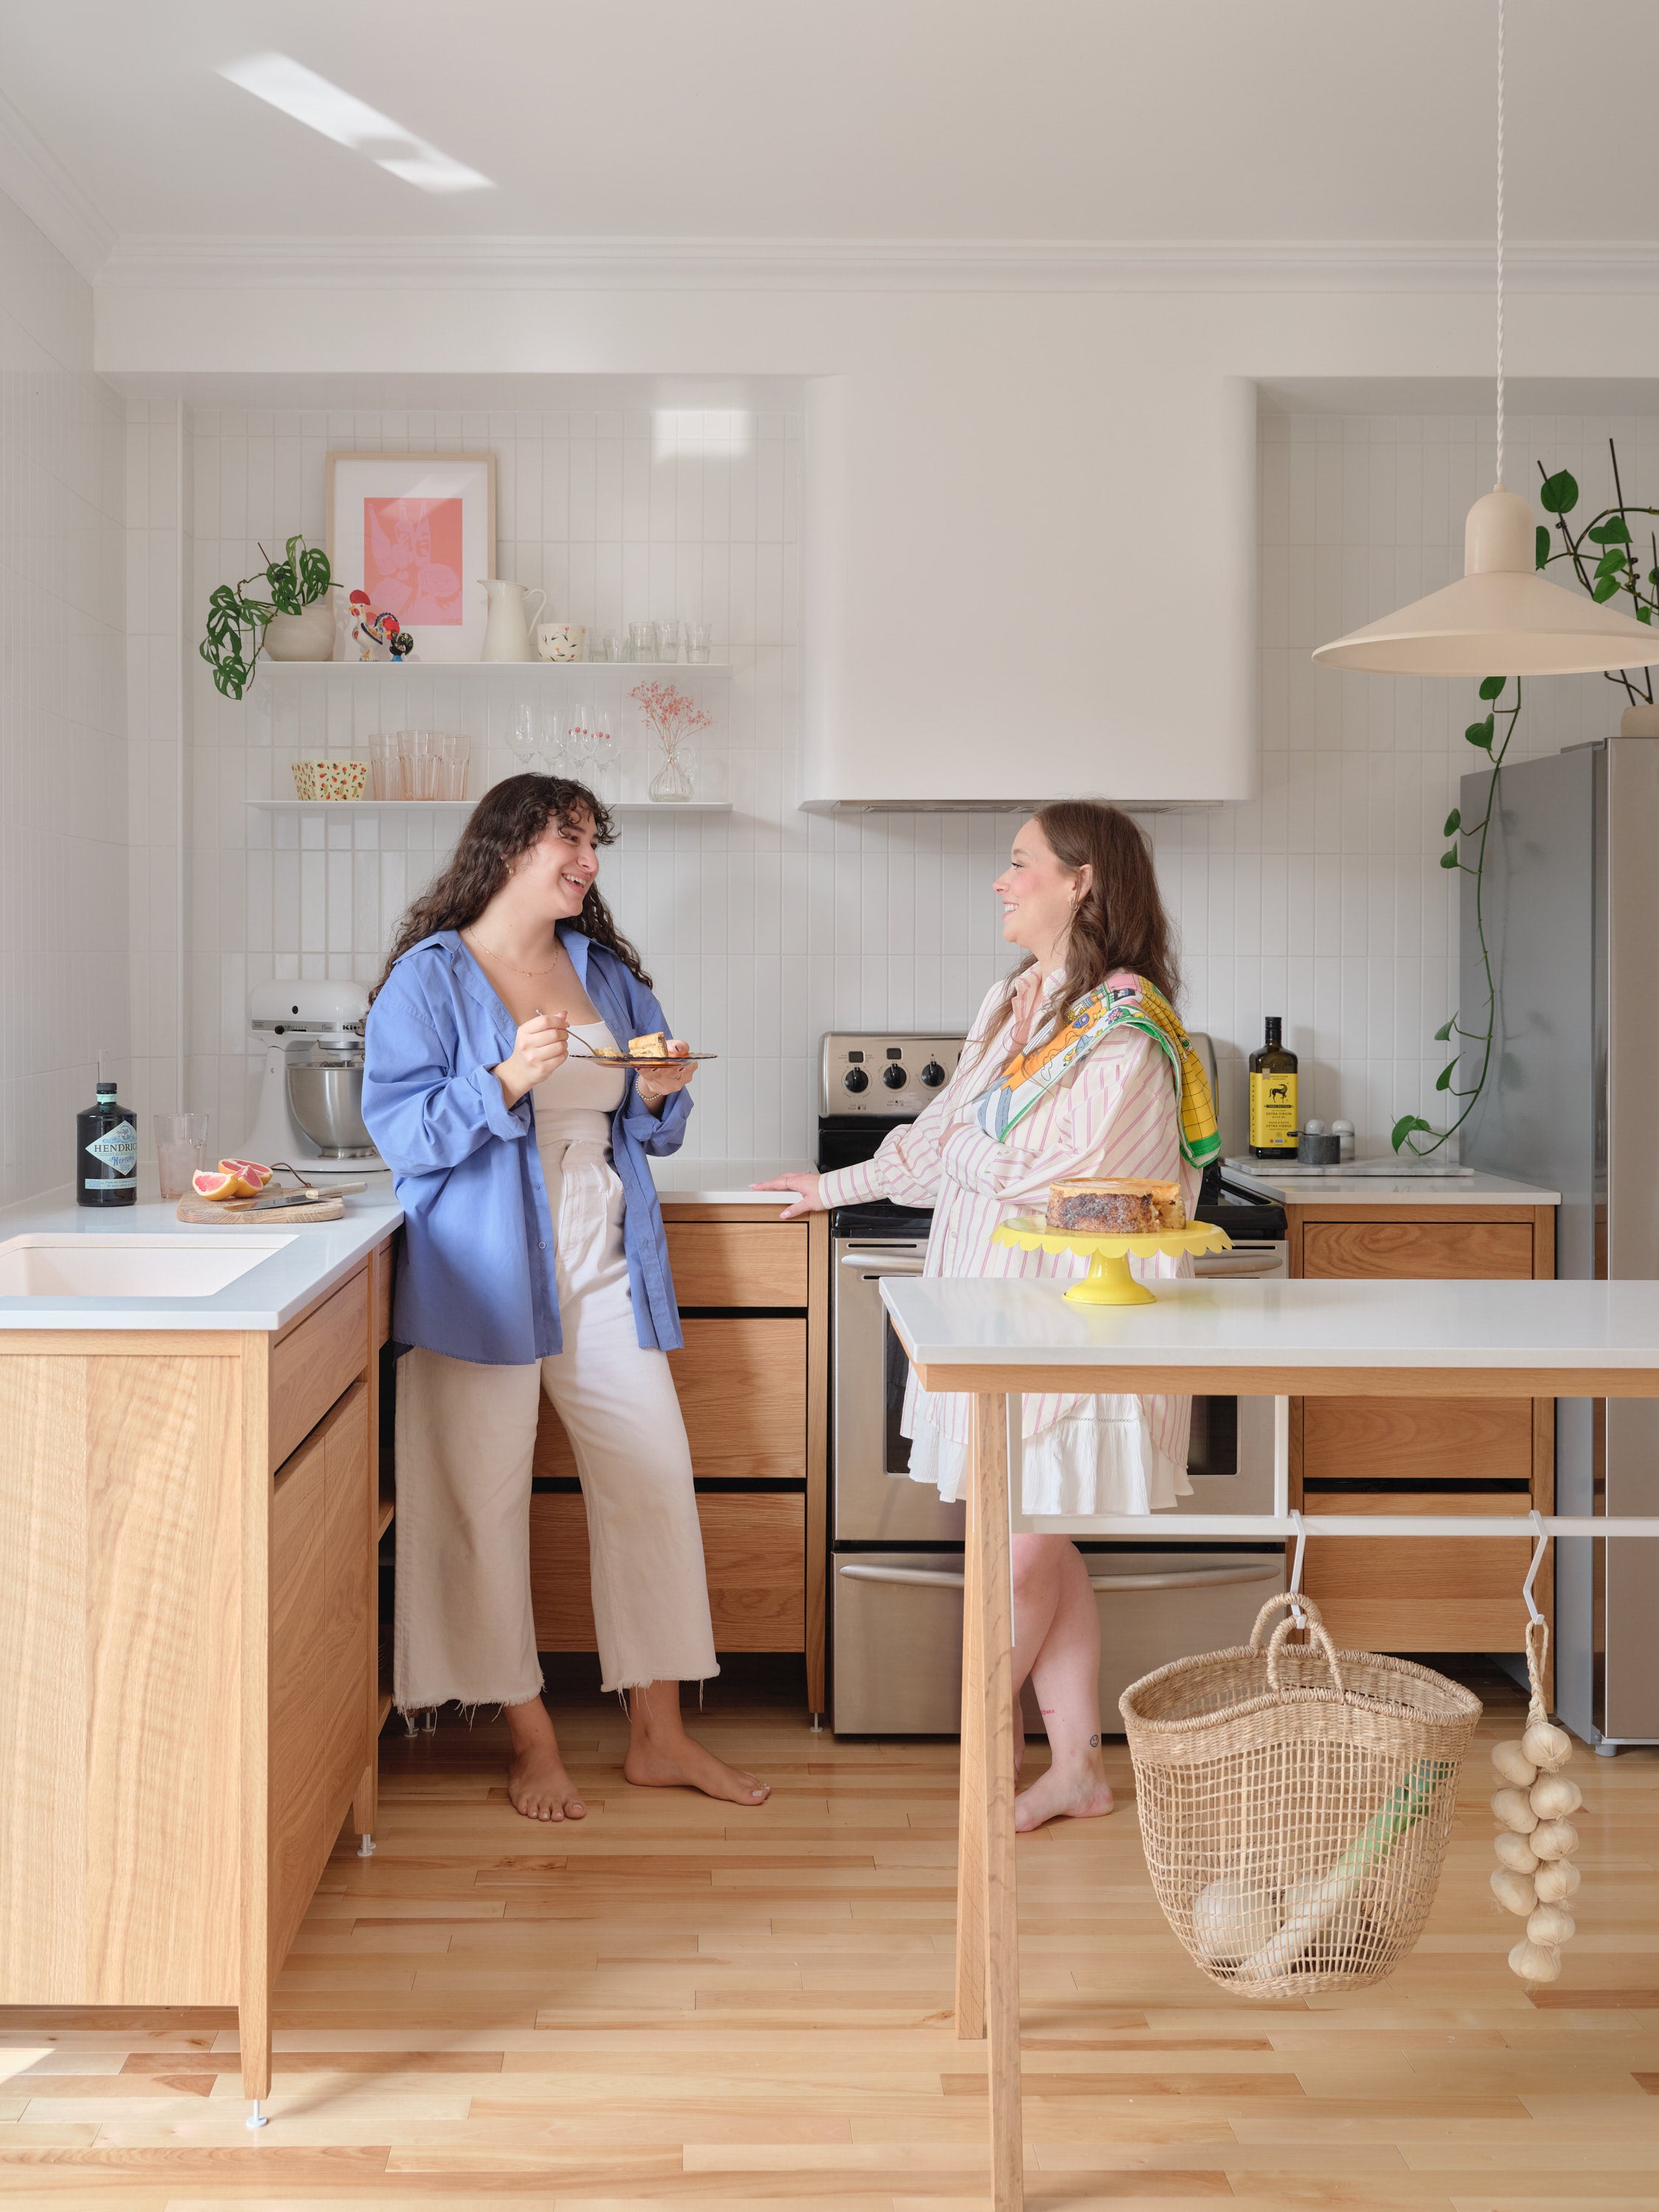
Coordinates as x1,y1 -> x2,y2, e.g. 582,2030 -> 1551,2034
393,1130 -> 717,1706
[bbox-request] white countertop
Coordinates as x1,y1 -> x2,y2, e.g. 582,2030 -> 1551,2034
0,1187 -> 404,1332
649,1158 -> 815,1206
1225,1166 -> 1561,1206
881,1274 -> 1659,1377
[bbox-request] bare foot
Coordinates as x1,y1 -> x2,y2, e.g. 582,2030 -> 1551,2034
507,1743 -> 588,1823
1014,1759 -> 1114,1833
623,1733 -> 770,1806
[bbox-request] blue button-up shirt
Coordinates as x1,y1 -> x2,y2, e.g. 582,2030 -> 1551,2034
361,926 -> 690,1365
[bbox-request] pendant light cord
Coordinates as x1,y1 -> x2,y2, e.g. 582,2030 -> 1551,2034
1495,0 -> 1506,488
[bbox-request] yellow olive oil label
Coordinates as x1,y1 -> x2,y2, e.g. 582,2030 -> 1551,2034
1249,1071 -> 1298,1150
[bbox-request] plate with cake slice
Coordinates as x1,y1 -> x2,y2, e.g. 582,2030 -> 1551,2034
579,1032 -> 721,1070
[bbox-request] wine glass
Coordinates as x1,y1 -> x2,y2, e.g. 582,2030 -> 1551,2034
535,712 -> 565,773
566,702 -> 597,774
587,710 -> 618,801
507,704 -> 539,772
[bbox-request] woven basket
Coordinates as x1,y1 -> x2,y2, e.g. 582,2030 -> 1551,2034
1119,1593 -> 1481,1997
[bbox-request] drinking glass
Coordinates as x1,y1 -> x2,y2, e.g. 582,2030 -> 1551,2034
399,728 -> 439,800
626,620 -> 653,662
156,1112 -> 210,1202
566,704 -> 597,772
685,623 -> 712,664
438,732 -> 471,799
366,731 -> 400,799
587,712 -> 619,801
653,619 -> 681,664
535,714 -> 565,773
593,630 -> 622,663
506,706 -> 540,773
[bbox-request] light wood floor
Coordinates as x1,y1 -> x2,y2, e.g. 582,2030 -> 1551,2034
3,1652 -> 1657,2209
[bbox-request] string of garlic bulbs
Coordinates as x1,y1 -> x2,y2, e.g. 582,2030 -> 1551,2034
1490,1619 -> 1582,1983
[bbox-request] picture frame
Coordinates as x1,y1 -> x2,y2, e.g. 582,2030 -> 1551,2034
325,451 -> 497,664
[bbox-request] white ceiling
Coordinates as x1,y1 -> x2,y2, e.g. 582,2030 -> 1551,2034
2,1 -> 1656,254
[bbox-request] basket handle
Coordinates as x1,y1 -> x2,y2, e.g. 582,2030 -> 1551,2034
1264,1610 -> 1347,1698
1248,1590 -> 1326,1649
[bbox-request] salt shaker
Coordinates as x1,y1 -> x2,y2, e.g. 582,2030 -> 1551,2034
1331,1118 -> 1355,1164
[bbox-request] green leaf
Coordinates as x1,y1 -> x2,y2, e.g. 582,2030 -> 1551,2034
1433,1016 -> 1455,1041
1464,717 -> 1495,749
1539,470 -> 1579,515
1593,577 -> 1621,602
1478,675 -> 1506,700
1594,549 -> 1627,580
1536,524 -> 1551,570
1391,1114 -> 1433,1152
1588,516 -> 1632,546
1434,1062 -> 1458,1093
1640,605 -> 1653,625
1443,807 -> 1461,835
1439,849 -> 1459,869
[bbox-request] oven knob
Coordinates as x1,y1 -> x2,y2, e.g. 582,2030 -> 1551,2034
919,1060 -> 945,1087
881,1063 -> 908,1090
843,1066 -> 869,1093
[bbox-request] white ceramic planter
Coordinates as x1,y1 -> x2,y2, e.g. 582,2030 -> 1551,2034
263,597 -> 338,663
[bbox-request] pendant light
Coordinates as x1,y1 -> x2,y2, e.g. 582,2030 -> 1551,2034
1312,0 -> 1659,678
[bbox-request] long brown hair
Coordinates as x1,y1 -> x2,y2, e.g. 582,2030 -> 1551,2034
978,801 -> 1180,1070
371,774 -> 650,1003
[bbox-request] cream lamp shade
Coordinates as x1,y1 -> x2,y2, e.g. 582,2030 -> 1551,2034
1312,487 -> 1659,678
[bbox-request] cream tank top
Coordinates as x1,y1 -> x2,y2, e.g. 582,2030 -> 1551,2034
532,1019 -> 627,1151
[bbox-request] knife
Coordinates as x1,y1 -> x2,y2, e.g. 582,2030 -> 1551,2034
222,1180 -> 369,1211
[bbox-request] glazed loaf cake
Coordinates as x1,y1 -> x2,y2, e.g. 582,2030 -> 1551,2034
1045,1178 -> 1186,1234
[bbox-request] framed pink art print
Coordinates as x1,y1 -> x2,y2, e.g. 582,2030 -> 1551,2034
326,451 -> 497,663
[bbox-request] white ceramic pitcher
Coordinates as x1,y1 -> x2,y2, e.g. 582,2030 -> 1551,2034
478,578 -> 547,663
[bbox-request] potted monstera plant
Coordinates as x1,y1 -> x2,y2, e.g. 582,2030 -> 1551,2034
201,535 -> 336,699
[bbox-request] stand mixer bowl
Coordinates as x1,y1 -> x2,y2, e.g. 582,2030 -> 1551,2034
285,1046 -> 375,1160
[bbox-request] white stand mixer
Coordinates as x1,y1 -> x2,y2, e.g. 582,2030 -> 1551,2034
246,981 -> 385,1176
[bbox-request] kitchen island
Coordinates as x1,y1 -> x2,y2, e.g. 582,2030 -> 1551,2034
880,1272 -> 1659,2212
0,1189 -> 403,2115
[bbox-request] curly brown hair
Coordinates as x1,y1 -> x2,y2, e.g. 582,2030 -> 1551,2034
975,801 -> 1181,1073
370,773 -> 650,1003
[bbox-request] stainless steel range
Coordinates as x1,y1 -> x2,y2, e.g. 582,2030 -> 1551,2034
821,1026 -> 1289,1736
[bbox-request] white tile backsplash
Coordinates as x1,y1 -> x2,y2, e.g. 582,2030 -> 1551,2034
0,192 -> 127,1205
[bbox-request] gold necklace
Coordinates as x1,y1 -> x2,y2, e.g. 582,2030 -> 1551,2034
464,928 -> 566,979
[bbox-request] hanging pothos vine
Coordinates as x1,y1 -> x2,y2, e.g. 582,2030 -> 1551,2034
1393,439 -> 1656,1155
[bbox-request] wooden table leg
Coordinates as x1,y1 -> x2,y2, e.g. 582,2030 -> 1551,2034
956,1443 -> 987,2039
971,1391 -> 1023,2210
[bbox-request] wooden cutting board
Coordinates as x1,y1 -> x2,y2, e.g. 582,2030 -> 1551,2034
174,1193 -> 345,1226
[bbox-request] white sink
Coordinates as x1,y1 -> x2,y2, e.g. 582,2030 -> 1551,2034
0,1234 -> 294,1298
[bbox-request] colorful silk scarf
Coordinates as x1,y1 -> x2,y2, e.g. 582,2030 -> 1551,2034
970,971 -> 1221,1169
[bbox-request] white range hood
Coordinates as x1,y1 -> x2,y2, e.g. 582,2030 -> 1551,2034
800,375 -> 1258,813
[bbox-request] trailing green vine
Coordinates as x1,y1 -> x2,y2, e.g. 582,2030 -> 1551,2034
200,533 -> 333,701
1393,437 -> 1655,1156
1391,675 -> 1523,1158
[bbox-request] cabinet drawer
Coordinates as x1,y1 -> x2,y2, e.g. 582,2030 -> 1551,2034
529,1490 -> 805,1652
534,1316 -> 805,1483
1300,1220 -> 1534,1280
1302,1395 -> 1534,1484
269,1267 -> 368,1472
370,1238 -> 394,1349
1301,1488 -> 1538,1651
667,1220 -> 808,1307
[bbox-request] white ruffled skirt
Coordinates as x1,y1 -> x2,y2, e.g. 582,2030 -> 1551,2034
906,1399 -> 1193,1517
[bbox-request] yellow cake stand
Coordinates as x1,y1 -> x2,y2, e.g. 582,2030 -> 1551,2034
992,1217 -> 1232,1305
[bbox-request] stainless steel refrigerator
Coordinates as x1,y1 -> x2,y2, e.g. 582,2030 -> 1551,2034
1460,736 -> 1659,1750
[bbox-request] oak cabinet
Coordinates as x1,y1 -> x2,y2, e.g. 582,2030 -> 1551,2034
1287,1202 -> 1554,1655
0,1236 -> 393,2105
530,1490 -> 806,1652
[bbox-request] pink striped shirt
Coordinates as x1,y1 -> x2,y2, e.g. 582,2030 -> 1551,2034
819,967 -> 1197,1461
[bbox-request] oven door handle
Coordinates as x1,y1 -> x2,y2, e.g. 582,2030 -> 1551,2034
838,1562 -> 1284,1593
838,1253 -> 928,1276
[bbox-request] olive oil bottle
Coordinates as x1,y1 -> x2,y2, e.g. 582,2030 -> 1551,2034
1248,1017 -> 1298,1158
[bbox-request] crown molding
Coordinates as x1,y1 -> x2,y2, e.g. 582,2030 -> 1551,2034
0,86 -> 112,282
94,234 -> 1659,296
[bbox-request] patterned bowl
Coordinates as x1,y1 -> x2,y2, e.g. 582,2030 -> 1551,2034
291,759 -> 369,801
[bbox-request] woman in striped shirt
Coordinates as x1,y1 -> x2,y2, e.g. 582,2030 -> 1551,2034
758,802 -> 1193,1832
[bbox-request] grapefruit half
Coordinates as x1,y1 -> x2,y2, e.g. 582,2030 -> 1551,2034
192,1169 -> 254,1201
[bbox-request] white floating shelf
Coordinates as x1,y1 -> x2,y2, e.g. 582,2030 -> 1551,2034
251,799 -> 732,815
253,658 -> 728,676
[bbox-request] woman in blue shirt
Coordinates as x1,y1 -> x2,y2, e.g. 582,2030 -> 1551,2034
364,774 -> 768,1820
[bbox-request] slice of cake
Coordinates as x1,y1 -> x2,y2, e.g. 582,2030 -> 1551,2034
1046,1178 -> 1186,1234
627,1032 -> 669,1059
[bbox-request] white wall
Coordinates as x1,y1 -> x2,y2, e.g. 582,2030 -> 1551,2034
0,192 -> 126,1206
